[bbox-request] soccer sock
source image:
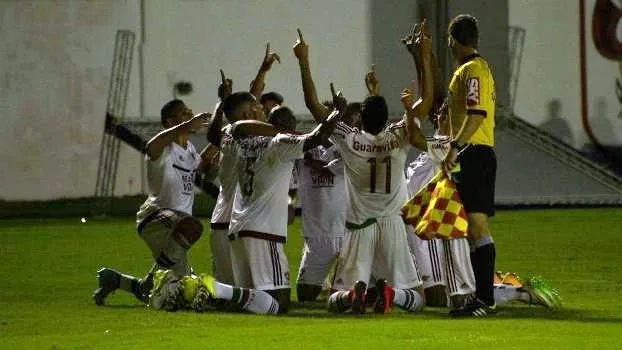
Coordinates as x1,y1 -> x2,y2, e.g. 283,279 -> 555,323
471,236 -> 496,306
393,288 -> 424,312
228,287 -> 279,315
328,290 -> 353,313
118,273 -> 140,295
213,281 -> 234,300
493,284 -> 525,306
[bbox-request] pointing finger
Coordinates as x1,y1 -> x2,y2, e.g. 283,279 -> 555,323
296,28 -> 304,42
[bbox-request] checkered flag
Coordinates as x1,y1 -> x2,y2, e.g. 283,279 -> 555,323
401,171 -> 469,240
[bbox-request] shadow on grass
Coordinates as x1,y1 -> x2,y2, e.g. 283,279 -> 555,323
94,300 -> 622,324
282,302 -> 622,323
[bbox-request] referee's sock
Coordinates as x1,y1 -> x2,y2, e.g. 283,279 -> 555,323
470,236 -> 496,306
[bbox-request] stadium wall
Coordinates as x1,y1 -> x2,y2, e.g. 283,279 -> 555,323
509,0 -> 622,150
2,0 -> 617,202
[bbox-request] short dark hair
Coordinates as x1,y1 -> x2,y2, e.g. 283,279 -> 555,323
360,96 -> 388,135
268,106 -> 297,131
449,14 -> 479,47
160,99 -> 185,126
223,91 -> 256,123
260,91 -> 284,105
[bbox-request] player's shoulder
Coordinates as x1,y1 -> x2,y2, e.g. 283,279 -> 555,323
458,55 -> 491,77
335,121 -> 360,135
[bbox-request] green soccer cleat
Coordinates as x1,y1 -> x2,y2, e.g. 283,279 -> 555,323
149,269 -> 183,311
521,276 -> 562,309
199,274 -> 217,298
93,268 -> 121,306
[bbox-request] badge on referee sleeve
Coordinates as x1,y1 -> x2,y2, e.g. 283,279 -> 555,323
401,171 -> 469,240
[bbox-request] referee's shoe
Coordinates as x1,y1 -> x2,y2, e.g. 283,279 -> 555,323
450,296 -> 497,317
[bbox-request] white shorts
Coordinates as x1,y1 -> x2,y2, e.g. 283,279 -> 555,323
229,236 -> 290,291
333,215 -> 422,290
137,208 -> 191,276
408,233 -> 446,289
407,228 -> 476,296
210,225 -> 234,285
441,238 -> 476,297
296,235 -> 343,287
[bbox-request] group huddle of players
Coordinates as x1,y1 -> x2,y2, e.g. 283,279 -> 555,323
93,16 -> 561,316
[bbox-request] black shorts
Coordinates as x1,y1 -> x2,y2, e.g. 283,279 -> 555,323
453,145 -> 496,217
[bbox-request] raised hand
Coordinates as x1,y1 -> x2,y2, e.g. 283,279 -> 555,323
293,28 -> 309,60
401,22 -> 420,55
414,19 -> 432,56
260,42 -> 281,71
330,82 -> 347,112
365,64 -> 380,96
218,69 -> 233,100
401,19 -> 431,55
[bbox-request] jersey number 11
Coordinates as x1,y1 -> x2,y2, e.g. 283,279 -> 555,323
367,156 -> 391,193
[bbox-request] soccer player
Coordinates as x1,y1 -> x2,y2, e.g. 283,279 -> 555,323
294,141 -> 346,302
293,26 -> 433,314
211,43 -> 279,284
441,14 -> 499,317
93,99 -> 220,306
225,91 -> 343,314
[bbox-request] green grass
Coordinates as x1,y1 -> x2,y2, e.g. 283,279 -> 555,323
1,208 -> 621,349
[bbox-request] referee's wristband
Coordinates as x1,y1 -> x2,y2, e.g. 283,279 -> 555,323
450,141 -> 467,152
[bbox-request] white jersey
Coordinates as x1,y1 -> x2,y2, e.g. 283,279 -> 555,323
229,133 -> 305,239
405,133 -> 451,195
211,125 -> 239,224
295,144 -> 346,237
330,122 -> 410,224
137,141 -> 201,223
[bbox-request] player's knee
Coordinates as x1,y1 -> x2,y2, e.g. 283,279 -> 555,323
172,217 -> 204,249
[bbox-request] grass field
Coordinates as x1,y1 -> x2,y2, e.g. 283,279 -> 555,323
1,208 -> 621,349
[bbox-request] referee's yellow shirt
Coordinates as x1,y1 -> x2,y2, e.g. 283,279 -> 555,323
448,54 -> 496,147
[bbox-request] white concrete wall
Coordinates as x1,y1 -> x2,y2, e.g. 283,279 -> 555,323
0,0 -> 372,200
141,0 -> 372,118
509,0 -> 622,148
0,0 -> 141,200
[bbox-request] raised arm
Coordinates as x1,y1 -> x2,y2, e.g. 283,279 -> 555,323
249,42 -> 281,99
293,29 -> 331,122
401,88 -> 427,151
145,113 -> 209,161
402,20 -> 445,118
231,120 -> 279,139
365,65 -> 380,97
206,69 -> 233,147
405,20 -> 434,122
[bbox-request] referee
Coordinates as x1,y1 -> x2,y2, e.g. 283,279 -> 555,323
442,14 -> 498,317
